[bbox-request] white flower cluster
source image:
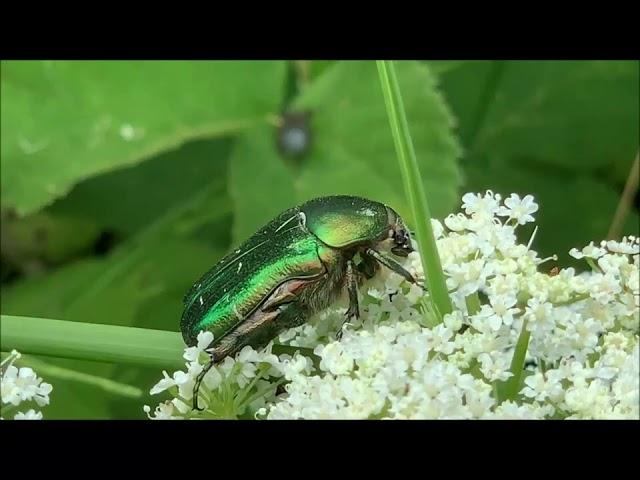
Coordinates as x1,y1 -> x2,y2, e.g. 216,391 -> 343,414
144,330 -> 301,419
1,350 -> 53,420
145,192 -> 639,420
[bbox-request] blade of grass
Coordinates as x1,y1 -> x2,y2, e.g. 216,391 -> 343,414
607,151 -> 639,239
1,315 -> 185,369
1,314 -> 322,371
376,60 -> 452,318
497,319 -> 531,402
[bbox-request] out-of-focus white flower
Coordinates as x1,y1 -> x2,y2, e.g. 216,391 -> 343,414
605,237 -> 639,255
14,409 -> 43,420
144,402 -> 180,420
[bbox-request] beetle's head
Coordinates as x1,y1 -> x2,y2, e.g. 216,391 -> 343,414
384,207 -> 414,258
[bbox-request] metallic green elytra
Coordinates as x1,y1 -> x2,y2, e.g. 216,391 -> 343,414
181,195 -> 422,410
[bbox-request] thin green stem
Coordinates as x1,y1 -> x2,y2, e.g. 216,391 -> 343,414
498,319 -> 531,402
608,152 -> 639,240
5,354 -> 143,398
377,60 -> 452,318
1,315 -> 185,369
465,293 -> 482,315
1,315 -> 324,372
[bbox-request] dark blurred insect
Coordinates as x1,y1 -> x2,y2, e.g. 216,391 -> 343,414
181,195 -> 423,410
276,111 -> 312,160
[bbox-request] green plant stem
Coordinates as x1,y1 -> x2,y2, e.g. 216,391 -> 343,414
376,60 -> 452,318
498,319 -> 531,401
465,293 -> 482,315
608,151 -> 639,240
1,315 -> 185,369
1,315 -> 321,370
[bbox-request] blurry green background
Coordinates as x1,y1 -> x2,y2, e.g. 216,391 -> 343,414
1,60 -> 638,418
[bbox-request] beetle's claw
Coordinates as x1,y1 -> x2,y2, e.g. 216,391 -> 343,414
336,310 -> 359,341
193,398 -> 205,412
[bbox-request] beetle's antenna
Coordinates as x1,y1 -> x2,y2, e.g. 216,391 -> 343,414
192,355 -> 215,411
366,248 -> 418,284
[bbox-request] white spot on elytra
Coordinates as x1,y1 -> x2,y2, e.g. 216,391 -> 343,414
237,262 -> 243,273
360,207 -> 376,217
275,214 -> 298,233
199,297 -> 204,306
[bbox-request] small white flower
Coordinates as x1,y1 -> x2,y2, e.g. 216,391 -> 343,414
1,364 -> 52,407
497,194 -> 538,225
14,409 -> 43,420
522,371 -> 564,403
478,353 -> 513,382
587,273 -> 622,305
461,191 -> 502,216
605,238 -> 639,255
444,213 -> 468,232
1,351 -> 52,419
524,298 -> 554,335
149,370 -> 176,395
144,401 -> 179,420
569,242 -> 607,260
431,219 -> 445,239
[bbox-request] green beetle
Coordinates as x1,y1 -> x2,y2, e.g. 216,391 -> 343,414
181,195 -> 422,410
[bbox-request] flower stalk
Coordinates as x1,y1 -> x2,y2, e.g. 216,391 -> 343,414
377,60 -> 452,318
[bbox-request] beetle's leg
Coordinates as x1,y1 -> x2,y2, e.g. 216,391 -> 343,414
190,277 -> 321,412
337,260 -> 360,340
345,261 -> 360,319
261,275 -> 324,312
193,350 -> 216,411
355,251 -> 379,279
365,248 -> 426,291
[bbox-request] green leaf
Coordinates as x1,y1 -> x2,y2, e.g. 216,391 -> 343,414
425,61 -> 504,146
230,61 -> 462,242
48,137 -> 234,234
1,210 -> 102,272
308,60 -> 336,81
1,60 -> 287,215
1,172 -> 234,418
0,237 -> 225,329
435,60 -> 639,182
229,127 -> 297,243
